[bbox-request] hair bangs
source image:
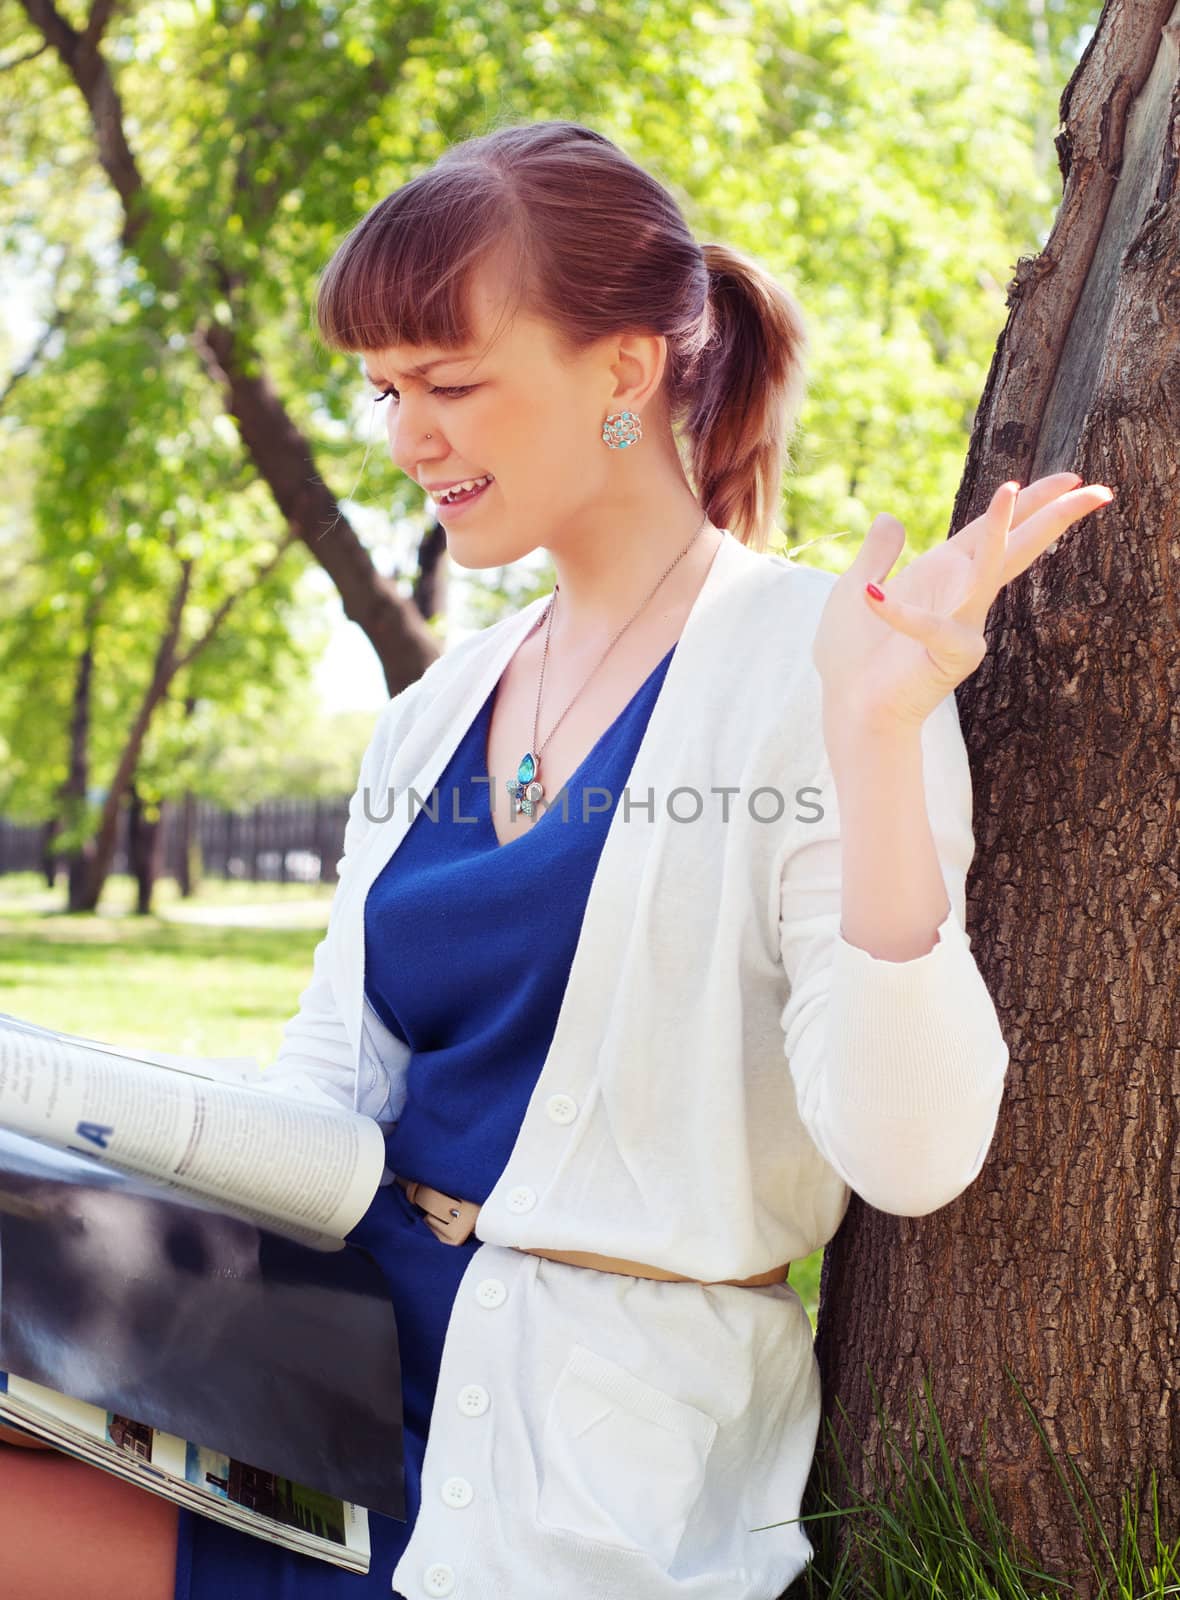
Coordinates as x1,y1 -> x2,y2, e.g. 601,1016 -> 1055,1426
314,165 -> 522,356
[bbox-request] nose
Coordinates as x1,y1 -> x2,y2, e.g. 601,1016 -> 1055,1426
387,396 -> 441,480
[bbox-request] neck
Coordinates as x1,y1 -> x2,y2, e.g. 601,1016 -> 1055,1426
542,472 -> 721,655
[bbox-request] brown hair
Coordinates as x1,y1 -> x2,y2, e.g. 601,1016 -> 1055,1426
316,120 -> 809,552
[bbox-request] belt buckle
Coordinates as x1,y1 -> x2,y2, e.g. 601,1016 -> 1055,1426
419,1193 -> 480,1246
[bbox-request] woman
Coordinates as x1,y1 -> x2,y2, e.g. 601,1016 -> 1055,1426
1,118 -> 1112,1599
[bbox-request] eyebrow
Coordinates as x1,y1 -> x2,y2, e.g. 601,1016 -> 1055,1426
362,354 -> 475,385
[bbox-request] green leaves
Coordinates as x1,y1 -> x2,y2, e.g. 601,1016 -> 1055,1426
1,0 -> 1096,831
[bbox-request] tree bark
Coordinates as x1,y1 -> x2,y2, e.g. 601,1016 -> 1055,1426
176,789 -> 201,900
811,1 -> 1180,1590
39,819 -> 58,890
194,295 -> 440,692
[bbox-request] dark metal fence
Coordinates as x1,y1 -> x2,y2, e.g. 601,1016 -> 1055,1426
0,819 -> 44,877
0,797 -> 352,886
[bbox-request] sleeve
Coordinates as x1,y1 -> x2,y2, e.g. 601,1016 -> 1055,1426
777,689 -> 1010,1217
251,679 -> 424,1118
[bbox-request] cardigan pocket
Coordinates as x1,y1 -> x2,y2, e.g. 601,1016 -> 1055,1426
537,1341 -> 718,1568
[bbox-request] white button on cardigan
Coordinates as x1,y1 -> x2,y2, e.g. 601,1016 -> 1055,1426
544,1093 -> 578,1124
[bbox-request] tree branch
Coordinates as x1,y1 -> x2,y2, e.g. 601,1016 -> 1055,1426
82,0 -> 119,52
0,303 -> 69,411
173,528 -> 300,675
0,40 -> 50,71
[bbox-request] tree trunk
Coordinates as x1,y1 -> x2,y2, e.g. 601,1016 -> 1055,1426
811,2 -> 1180,1590
61,597 -> 100,914
127,783 -> 164,916
71,531 -> 299,913
194,302 -> 441,693
176,696 -> 201,899
70,563 -> 193,913
413,518 -> 449,626
39,819 -> 58,890
176,790 -> 201,899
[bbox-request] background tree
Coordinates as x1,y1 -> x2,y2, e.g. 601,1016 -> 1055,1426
11,0 -> 442,693
0,0 -> 1065,913
812,0 -> 1180,1590
2,0 -> 1098,628
0,311 -> 313,909
1,0 -> 1100,846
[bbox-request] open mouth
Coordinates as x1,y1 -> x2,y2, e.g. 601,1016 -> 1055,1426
437,474 -> 494,511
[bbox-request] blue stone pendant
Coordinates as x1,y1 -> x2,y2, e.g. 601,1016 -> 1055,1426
506,751 -> 545,817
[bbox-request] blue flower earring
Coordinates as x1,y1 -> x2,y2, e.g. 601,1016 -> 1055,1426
602,410 -> 643,449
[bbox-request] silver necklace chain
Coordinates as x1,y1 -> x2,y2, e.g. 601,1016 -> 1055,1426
531,511 -> 710,760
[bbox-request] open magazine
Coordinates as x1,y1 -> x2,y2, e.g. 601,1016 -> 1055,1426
0,1012 -> 406,1573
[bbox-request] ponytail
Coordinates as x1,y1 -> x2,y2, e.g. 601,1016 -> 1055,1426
682,244 -> 810,553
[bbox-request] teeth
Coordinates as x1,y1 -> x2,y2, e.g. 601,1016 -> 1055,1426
440,474 -> 492,503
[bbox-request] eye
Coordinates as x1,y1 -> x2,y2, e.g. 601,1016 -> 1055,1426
372,385 -> 475,404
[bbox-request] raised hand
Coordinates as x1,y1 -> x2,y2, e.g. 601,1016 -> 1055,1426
811,472 -> 1116,734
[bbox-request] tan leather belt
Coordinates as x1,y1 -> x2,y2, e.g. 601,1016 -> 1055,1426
395,1175 -> 790,1288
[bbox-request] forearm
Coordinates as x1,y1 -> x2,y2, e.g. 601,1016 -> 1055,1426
779,698 -> 1009,1216
825,714 -> 951,963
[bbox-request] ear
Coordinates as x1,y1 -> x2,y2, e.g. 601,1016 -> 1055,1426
607,330 -> 668,414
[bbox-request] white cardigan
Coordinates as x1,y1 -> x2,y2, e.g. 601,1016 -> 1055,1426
264,528 -> 1009,1600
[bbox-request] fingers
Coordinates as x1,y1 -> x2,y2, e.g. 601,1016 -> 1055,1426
972,481 -> 1018,616
950,472 -> 1083,559
1001,484 -> 1114,583
856,474 -> 1115,720
1011,473 -> 1086,528
855,511 -> 906,582
862,587 -> 988,687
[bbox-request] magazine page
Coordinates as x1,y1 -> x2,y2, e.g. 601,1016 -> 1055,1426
0,1131 -> 406,1523
0,1373 -> 371,1572
0,1012 -> 384,1241
82,1043 -> 264,1086
0,1012 -> 263,1086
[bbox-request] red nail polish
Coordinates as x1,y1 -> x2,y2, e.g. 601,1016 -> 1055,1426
866,583 -> 885,601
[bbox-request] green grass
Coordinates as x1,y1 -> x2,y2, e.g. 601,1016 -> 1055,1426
792,1240 -> 822,1330
777,1371 -> 1180,1599
0,869 -> 826,1327
0,872 -> 332,1064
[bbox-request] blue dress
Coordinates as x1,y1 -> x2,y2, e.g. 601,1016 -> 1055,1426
176,641 -> 678,1600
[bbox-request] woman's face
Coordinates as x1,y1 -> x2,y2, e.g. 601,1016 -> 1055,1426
365,260 -> 645,569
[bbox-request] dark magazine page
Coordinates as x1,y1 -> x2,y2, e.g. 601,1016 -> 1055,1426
0,1131 -> 405,1521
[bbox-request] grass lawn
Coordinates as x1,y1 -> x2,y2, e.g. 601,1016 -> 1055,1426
0,870 -> 824,1328
0,872 -> 333,1064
